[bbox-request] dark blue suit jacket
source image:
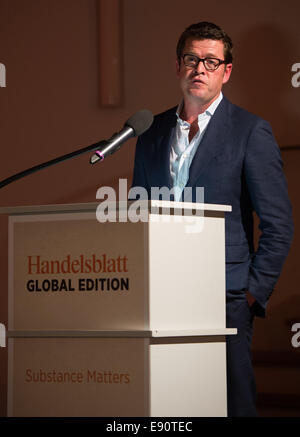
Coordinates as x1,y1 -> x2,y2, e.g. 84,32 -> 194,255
131,96 -> 294,316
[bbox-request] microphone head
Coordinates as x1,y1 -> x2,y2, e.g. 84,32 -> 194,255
125,109 -> 154,137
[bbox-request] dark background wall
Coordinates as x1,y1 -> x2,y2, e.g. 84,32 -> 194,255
0,0 -> 299,416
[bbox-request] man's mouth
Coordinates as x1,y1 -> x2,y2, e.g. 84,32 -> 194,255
192,79 -> 205,85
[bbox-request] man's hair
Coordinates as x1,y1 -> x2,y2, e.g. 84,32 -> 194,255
176,22 -> 233,64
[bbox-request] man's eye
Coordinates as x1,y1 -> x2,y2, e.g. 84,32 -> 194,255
206,58 -> 218,66
186,56 -> 197,63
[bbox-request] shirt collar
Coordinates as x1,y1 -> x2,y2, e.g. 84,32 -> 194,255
176,91 -> 223,123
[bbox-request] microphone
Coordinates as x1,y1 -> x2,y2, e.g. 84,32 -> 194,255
90,109 -> 153,164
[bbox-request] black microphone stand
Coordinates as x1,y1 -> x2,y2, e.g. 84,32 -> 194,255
0,139 -> 108,189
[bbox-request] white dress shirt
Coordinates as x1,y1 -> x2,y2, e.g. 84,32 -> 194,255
170,92 -> 223,201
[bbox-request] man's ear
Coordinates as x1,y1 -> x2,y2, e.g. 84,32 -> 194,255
175,58 -> 181,77
222,63 -> 232,84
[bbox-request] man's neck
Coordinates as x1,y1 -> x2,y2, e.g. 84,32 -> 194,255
180,93 -> 221,124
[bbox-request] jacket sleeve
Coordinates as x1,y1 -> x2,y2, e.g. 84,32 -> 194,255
131,136 -> 147,189
130,135 -> 152,202
244,119 -> 294,316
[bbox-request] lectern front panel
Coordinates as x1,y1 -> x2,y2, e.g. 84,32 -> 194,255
8,337 -> 148,417
9,213 -> 147,330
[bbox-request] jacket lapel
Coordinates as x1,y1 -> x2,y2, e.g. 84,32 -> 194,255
187,96 -> 231,188
150,108 -> 176,189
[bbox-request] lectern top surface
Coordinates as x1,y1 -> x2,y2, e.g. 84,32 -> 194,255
8,328 -> 237,338
0,201 -> 232,216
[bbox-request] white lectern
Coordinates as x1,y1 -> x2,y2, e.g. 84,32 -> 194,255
2,200 -> 235,416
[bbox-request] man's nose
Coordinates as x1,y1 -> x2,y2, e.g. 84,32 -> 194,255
194,59 -> 205,74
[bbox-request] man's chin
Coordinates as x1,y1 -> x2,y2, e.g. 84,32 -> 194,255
188,91 -> 210,104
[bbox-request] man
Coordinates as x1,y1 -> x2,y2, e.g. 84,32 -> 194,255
131,22 -> 294,416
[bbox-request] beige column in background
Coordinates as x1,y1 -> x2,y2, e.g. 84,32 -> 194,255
98,0 -> 122,107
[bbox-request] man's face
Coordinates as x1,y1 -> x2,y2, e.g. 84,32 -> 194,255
176,38 -> 232,108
